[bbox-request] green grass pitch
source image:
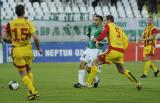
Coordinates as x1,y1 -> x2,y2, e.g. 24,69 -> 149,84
0,62 -> 160,103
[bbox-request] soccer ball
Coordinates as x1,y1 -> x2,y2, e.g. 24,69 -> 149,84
8,81 -> 19,90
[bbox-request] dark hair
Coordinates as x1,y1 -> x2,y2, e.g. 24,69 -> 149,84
15,4 -> 25,16
106,15 -> 114,22
148,16 -> 153,20
96,15 -> 103,21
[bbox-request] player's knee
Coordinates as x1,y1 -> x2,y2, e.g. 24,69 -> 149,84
118,69 -> 124,74
92,59 -> 99,66
86,67 -> 91,73
79,61 -> 86,69
116,63 -> 125,74
26,65 -> 31,73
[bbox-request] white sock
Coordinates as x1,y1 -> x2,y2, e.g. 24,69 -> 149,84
94,75 -> 99,83
98,65 -> 102,73
78,70 -> 85,85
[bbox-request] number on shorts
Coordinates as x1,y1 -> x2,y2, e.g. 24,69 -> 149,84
82,54 -> 86,58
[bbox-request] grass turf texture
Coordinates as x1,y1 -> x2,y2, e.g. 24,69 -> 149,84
0,62 -> 160,103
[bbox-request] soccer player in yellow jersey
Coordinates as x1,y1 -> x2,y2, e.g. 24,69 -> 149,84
85,15 -> 142,90
2,4 -> 42,100
140,16 -> 160,78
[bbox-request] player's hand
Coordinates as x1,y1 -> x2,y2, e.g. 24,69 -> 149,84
91,37 -> 97,42
96,41 -> 99,48
139,38 -> 144,41
138,38 -> 145,44
38,48 -> 43,54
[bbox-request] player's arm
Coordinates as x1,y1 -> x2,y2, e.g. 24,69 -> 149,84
155,28 -> 160,34
141,28 -> 158,41
142,35 -> 155,41
95,24 -> 109,47
1,31 -> 10,42
31,33 -> 42,54
91,30 -> 101,42
29,21 -> 42,54
1,23 -> 11,43
91,27 -> 107,43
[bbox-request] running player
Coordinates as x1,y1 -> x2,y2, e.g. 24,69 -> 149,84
2,4 -> 42,100
74,14 -> 106,88
140,16 -> 160,78
85,15 -> 142,90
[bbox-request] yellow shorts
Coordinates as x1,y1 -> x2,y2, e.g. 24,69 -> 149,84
143,45 -> 155,57
12,45 -> 33,68
98,50 -> 124,64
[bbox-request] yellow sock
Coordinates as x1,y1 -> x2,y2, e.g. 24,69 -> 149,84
28,72 -> 33,82
150,61 -> 157,72
87,66 -> 98,85
22,75 -> 36,94
123,69 -> 138,84
144,61 -> 150,75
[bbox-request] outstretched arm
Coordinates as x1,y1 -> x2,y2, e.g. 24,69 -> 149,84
1,32 -> 11,43
1,23 -> 11,43
95,24 -> 109,47
140,28 -> 159,41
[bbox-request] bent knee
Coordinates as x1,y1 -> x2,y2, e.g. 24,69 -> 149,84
79,61 -> 86,69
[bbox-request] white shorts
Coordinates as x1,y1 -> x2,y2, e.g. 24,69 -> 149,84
80,48 -> 102,67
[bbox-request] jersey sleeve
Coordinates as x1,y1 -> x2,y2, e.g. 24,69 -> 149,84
97,24 -> 109,41
151,28 -> 160,35
29,21 -> 36,34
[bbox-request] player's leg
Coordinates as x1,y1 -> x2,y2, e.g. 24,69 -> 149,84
78,60 -> 86,85
74,49 -> 89,88
115,63 -> 138,83
86,50 -> 112,88
141,46 -> 153,78
148,46 -> 159,77
86,58 -> 100,88
91,65 -> 101,88
91,49 -> 103,88
141,57 -> 154,78
141,60 -> 150,78
26,56 -> 34,82
110,50 -> 142,90
26,65 -> 33,82
150,60 -> 159,77
14,58 -> 37,99
74,60 -> 86,88
115,63 -> 142,90
26,57 -> 39,97
87,63 -> 100,88
86,49 -> 109,88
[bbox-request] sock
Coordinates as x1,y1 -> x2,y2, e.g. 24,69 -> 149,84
150,61 -> 157,72
144,61 -> 150,75
22,75 -> 36,94
94,75 -> 99,83
78,70 -> 85,85
28,72 -> 33,82
98,65 -> 102,73
123,69 -> 138,84
87,66 -> 98,85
